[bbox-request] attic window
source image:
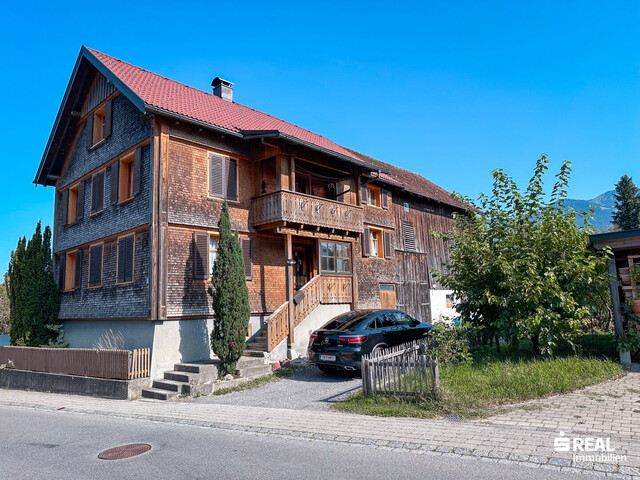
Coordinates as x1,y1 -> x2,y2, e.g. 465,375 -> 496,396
93,106 -> 105,145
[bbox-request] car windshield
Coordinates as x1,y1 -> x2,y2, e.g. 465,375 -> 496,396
321,311 -> 369,331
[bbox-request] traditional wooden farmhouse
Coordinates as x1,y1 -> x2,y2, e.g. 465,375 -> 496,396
34,46 -> 468,379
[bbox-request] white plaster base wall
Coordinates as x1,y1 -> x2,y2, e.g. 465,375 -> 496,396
150,315 -> 266,379
429,289 -> 459,323
292,304 -> 352,358
62,320 -> 154,352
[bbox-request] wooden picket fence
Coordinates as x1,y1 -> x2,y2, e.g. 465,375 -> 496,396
0,346 -> 151,380
128,348 -> 151,379
361,340 -> 440,398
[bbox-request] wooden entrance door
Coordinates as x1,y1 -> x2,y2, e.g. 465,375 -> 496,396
293,244 -> 314,291
380,284 -> 396,309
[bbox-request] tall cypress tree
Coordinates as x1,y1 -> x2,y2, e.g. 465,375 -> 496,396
208,200 -> 251,377
5,221 -> 61,346
612,175 -> 640,230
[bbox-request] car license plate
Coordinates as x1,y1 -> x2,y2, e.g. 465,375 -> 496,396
319,354 -> 336,362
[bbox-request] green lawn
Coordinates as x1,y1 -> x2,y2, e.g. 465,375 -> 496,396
333,335 -> 625,419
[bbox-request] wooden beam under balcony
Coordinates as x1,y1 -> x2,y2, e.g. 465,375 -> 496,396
251,190 -> 364,234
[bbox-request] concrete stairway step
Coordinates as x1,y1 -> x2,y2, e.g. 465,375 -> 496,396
152,379 -> 190,394
141,387 -> 178,401
238,364 -> 272,378
242,350 -> 267,358
164,370 -> 196,383
237,356 -> 267,367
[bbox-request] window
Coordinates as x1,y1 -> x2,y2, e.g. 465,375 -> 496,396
363,227 -> 392,258
119,154 -> 134,203
67,184 -> 79,224
403,202 -> 409,212
117,235 -> 135,284
320,241 -> 351,274
91,171 -> 105,214
367,185 -> 381,207
402,221 -> 416,251
111,148 -> 141,205
88,244 -> 103,288
93,105 -> 105,145
209,235 -> 218,277
209,153 -> 238,201
446,294 -> 454,309
62,250 -> 82,291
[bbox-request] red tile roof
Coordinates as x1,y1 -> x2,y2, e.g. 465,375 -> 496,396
348,149 -> 468,210
86,48 -> 467,210
87,48 -> 362,162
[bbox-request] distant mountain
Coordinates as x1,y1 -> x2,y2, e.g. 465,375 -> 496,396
565,190 -> 615,232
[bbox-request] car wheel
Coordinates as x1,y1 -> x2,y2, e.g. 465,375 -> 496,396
370,344 -> 387,357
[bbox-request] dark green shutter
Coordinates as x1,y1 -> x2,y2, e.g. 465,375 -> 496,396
76,181 -> 85,220
74,249 -> 83,290
60,190 -> 68,225
86,114 -> 94,149
103,99 -> 113,138
209,154 -> 224,197
193,233 -> 208,279
361,185 -> 368,204
362,227 -> 370,257
226,158 -> 237,201
132,147 -> 141,197
58,254 -> 66,290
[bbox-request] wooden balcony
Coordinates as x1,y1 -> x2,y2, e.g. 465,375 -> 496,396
251,191 -> 364,234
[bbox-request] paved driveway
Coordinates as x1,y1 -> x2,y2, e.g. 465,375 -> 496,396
191,366 -> 362,410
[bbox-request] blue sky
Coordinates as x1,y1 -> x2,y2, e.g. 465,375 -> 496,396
1,1 -> 639,270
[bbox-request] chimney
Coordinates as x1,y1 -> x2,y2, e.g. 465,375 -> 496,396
211,77 -> 233,102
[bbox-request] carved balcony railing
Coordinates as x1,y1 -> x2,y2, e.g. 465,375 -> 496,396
251,191 -> 364,234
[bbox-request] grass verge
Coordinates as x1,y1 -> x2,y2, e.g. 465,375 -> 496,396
333,340 -> 625,419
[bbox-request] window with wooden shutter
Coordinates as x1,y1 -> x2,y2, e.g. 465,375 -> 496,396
402,221 -> 416,251
209,154 -> 225,198
241,238 -> 253,280
361,185 -> 368,204
85,114 -> 94,150
91,171 -> 105,214
381,189 -> 389,209
67,185 -> 79,224
383,231 -> 392,259
362,227 -> 370,257
88,244 -> 103,287
117,235 -> 134,284
193,232 -> 209,279
118,153 -> 135,203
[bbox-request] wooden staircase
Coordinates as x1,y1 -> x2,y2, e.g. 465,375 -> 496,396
141,356 -> 272,401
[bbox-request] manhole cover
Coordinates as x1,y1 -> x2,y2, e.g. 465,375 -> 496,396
98,443 -> 151,460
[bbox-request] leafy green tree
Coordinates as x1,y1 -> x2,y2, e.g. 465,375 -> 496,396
5,222 -> 62,346
437,155 -> 609,356
612,175 -> 640,231
0,283 -> 9,335
208,200 -> 251,377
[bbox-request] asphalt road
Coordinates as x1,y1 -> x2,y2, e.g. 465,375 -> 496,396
192,366 -> 363,410
0,404 -> 586,480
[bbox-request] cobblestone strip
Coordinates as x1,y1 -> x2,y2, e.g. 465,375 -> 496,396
0,390 -> 638,478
